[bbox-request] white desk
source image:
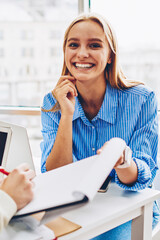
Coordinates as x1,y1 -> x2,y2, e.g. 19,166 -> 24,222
59,183 -> 160,240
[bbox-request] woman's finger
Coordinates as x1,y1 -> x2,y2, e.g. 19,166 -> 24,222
55,82 -> 78,98
57,75 -> 76,85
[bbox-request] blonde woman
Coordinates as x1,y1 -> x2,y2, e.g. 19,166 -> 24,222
41,13 -> 159,239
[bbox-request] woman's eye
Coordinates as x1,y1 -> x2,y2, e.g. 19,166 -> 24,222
68,43 -> 78,48
90,43 -> 101,48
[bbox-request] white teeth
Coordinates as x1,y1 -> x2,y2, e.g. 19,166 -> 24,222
75,63 -> 93,68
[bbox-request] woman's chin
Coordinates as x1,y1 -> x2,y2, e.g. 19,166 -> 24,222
74,74 -> 90,82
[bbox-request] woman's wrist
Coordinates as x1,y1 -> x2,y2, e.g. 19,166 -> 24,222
115,159 -> 138,185
60,112 -> 74,120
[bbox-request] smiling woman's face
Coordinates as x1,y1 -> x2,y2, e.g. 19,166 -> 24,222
65,20 -> 111,84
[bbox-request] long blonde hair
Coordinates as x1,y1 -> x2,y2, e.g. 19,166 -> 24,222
42,13 -> 142,112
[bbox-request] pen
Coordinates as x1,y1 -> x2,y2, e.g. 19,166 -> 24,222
0,167 -> 10,176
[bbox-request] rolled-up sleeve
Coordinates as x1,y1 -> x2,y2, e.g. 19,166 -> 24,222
0,190 -> 17,231
115,91 -> 158,191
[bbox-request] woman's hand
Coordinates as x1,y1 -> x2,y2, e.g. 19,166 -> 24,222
97,141 -> 138,184
52,75 -> 78,116
0,163 -> 35,210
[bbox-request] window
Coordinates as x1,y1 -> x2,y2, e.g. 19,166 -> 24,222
0,0 -> 78,107
0,48 -> 4,57
50,47 -> 61,57
90,0 -> 160,109
19,65 -> 37,76
21,47 -> 34,57
0,0 -> 159,158
49,30 -> 62,39
0,0 -> 79,158
0,30 -> 3,40
0,84 -> 9,103
21,30 -> 34,40
0,67 -> 8,78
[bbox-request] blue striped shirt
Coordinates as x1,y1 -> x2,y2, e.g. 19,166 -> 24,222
41,82 -> 159,224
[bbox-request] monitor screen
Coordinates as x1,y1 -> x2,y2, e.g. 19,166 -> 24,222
0,132 -> 8,165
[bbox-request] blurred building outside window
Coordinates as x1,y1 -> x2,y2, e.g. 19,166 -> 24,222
90,0 -> 160,108
0,0 -> 159,158
0,0 -> 79,158
0,31 -> 4,40
21,29 -> 34,40
0,48 -> 4,57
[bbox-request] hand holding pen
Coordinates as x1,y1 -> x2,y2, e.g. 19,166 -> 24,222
0,163 -> 35,210
0,165 -> 58,240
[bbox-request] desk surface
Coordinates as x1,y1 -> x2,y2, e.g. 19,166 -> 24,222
59,183 -> 160,240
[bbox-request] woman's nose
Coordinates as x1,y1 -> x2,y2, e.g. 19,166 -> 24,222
77,46 -> 89,59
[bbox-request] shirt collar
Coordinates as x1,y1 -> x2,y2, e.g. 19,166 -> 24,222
73,83 -> 119,124
73,97 -> 81,121
97,83 -> 118,124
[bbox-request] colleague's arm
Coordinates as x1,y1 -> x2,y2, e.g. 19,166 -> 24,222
0,164 -> 35,231
0,190 -> 17,232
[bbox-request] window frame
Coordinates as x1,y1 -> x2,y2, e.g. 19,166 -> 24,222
0,0 -> 89,115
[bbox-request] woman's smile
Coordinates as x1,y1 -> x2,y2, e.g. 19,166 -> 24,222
73,62 -> 95,69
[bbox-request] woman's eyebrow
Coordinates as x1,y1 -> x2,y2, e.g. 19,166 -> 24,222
67,38 -> 104,42
68,38 -> 79,42
88,38 -> 103,42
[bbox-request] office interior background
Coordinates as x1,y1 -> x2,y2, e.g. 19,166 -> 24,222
0,0 -> 160,159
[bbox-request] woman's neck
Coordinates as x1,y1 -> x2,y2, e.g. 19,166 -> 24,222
77,80 -> 106,120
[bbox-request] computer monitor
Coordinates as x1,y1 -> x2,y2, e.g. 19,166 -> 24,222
0,126 -> 12,167
0,121 -> 35,172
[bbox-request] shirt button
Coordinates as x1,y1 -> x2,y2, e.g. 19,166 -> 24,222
92,126 -> 94,129
92,147 -> 95,151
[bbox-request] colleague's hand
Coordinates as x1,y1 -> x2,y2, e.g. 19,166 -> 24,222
52,75 -> 78,116
97,142 -> 125,168
0,163 -> 35,210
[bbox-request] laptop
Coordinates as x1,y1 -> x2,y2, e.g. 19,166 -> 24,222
0,121 -> 35,172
